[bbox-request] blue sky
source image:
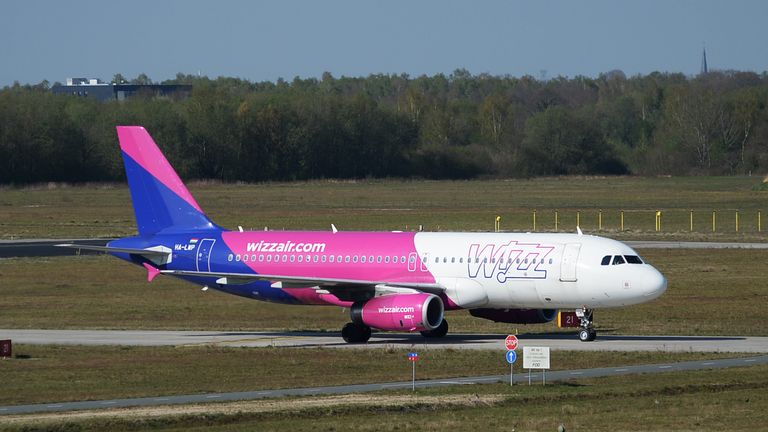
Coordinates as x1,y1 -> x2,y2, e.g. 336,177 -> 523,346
2,0 -> 766,86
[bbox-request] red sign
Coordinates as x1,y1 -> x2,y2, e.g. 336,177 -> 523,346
408,352 -> 419,362
0,340 -> 11,358
505,335 -> 518,351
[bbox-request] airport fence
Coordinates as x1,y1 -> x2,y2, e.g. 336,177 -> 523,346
491,209 -> 765,234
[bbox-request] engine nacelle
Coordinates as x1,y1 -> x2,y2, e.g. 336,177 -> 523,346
351,293 -> 444,332
469,308 -> 557,324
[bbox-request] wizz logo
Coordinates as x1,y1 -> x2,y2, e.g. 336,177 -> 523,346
467,242 -> 555,282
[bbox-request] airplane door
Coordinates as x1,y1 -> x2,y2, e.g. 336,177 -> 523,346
196,239 -> 216,272
559,243 -> 581,282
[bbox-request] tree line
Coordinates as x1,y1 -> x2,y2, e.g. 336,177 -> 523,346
1,69 -> 767,184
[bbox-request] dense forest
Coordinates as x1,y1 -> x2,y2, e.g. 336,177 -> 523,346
1,69 -> 767,184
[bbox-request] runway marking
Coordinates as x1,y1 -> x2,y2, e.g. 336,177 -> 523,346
702,362 -> 714,366
154,398 -> 170,401
381,384 -> 403,388
744,359 -> 756,362
615,368 -> 628,372
100,401 -> 116,405
570,372 -> 583,375
658,365 -> 671,369
206,395 -> 221,399
46,405 -> 63,408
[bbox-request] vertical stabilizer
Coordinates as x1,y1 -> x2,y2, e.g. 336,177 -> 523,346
117,126 -> 219,235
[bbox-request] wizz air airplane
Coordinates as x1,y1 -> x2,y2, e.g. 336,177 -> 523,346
60,127 -> 667,343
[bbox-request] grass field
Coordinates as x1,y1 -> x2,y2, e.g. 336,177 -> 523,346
2,358 -> 766,431
0,345 -> 741,406
1,248 -> 766,336
1,176 -> 767,239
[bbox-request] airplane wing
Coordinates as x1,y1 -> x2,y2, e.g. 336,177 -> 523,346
159,268 -> 445,294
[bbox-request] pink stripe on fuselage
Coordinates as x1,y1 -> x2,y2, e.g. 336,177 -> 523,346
116,126 -> 203,212
221,231 -> 437,284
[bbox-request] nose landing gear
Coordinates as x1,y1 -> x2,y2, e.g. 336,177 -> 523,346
576,308 -> 597,342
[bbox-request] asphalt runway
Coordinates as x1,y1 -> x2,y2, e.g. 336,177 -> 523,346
3,329 -> 767,352
0,239 -> 766,258
2,355 -> 765,416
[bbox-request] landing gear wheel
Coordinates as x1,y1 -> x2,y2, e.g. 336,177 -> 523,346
420,319 -> 448,338
575,308 -> 597,342
341,322 -> 371,343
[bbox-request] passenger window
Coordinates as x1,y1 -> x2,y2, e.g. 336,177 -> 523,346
483,258 -> 487,263
259,255 -> 264,262
337,255 -> 342,262
385,256 -> 390,263
345,256 -> 351,263
443,257 -> 447,263
435,257 -> 439,263
549,258 -> 553,264
410,256 -> 416,263
422,256 -> 427,263
330,255 -> 335,263
322,255 -> 327,263
361,256 -> 366,263
401,256 -> 406,263
459,258 -> 463,263
297,255 -> 302,263
252,255 -> 257,261
377,256 -> 383,263
451,257 -> 455,263
228,254 -> 233,262
266,255 -> 272,262
314,255 -> 319,263
612,255 -> 625,265
601,255 -> 611,266
369,256 -> 374,263
236,254 -> 241,262
625,255 -> 643,264
353,256 -> 358,263
290,255 -> 295,262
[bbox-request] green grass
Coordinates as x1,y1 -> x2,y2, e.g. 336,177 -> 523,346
1,176 -> 767,239
1,249 -> 766,336
0,344 -> 744,406
3,362 -> 766,431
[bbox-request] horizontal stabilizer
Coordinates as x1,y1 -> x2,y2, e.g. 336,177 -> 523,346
55,244 -> 169,256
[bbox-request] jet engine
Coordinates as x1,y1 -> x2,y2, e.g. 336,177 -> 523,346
351,293 -> 444,332
469,308 -> 557,324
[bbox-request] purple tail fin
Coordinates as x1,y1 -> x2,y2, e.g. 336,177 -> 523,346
117,126 -> 219,235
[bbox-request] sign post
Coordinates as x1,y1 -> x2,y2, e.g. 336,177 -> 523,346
408,352 -> 419,391
505,349 -> 517,386
523,346 -> 551,386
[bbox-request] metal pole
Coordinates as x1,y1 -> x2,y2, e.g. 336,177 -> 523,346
620,210 -> 624,231
598,210 -> 602,230
510,363 -> 513,386
543,369 -> 546,386
759,211 -> 762,232
690,210 -> 694,232
712,211 -> 717,232
576,211 -> 580,229
736,211 -> 740,232
412,361 -> 415,391
555,210 -> 559,232
533,210 -> 537,232
528,369 -> 531,386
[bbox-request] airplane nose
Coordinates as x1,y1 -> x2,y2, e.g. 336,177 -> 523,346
643,268 -> 667,299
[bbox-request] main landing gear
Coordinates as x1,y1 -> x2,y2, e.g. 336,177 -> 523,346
341,322 -> 371,343
576,308 -> 597,342
420,319 -> 449,338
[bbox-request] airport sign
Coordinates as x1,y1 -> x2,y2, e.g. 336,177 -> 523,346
506,349 -> 517,364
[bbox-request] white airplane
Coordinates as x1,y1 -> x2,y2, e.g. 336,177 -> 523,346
61,127 -> 668,343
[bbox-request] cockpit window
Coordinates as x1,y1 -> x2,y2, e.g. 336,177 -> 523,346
624,255 -> 643,264
601,255 -> 611,266
612,255 -> 626,265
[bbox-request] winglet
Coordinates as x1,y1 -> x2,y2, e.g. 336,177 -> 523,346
331,224 -> 338,234
143,262 -> 161,282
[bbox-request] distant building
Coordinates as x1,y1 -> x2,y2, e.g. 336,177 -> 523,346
51,77 -> 192,102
